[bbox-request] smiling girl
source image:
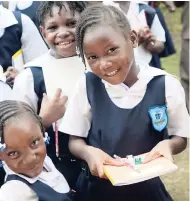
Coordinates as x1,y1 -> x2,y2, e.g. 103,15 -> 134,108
60,4 -> 189,201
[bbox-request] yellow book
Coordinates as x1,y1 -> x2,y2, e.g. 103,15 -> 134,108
12,49 -> 24,71
104,156 -> 178,186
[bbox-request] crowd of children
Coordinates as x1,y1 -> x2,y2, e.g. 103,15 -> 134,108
0,1 -> 189,201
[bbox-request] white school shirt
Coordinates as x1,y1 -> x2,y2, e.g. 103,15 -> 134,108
0,6 -> 48,70
103,1 -> 166,65
59,62 -> 189,138
0,66 -> 13,101
0,156 -> 70,201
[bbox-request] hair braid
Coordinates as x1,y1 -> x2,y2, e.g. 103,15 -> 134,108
0,100 -> 44,144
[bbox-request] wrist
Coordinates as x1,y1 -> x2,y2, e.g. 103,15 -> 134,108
82,145 -> 94,162
40,113 -> 52,128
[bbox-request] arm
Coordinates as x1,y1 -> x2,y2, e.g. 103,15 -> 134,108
169,136 -> 187,155
144,75 -> 189,163
69,136 -> 89,161
21,14 -> 48,66
143,39 -> 164,54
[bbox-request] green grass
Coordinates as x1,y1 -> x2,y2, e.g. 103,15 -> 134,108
160,6 -> 189,201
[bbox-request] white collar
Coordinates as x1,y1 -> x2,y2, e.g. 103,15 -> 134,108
16,1 -> 33,10
0,6 -> 18,29
4,155 -> 52,184
101,61 -> 169,97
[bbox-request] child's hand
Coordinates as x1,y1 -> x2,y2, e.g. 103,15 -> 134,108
39,88 -> 68,128
138,26 -> 152,45
143,140 -> 173,163
5,66 -> 20,85
86,146 -> 125,178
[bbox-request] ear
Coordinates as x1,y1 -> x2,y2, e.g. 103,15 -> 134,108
130,30 -> 138,48
40,26 -> 46,40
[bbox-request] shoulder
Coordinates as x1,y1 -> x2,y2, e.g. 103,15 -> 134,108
21,13 -> 33,25
15,68 -> 33,83
24,52 -> 51,67
0,180 -> 38,201
165,74 -> 186,101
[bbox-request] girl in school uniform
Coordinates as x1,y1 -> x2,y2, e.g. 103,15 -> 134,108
13,1 -> 87,189
0,100 -> 74,201
0,5 -> 47,72
60,5 -> 189,201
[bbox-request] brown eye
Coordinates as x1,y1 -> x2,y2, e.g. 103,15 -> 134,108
67,20 -> 77,27
87,55 -> 98,60
31,139 -> 40,147
108,47 -> 118,53
47,25 -> 57,31
8,151 -> 19,159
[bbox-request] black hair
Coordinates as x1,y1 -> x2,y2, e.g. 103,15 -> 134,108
0,100 -> 44,144
76,4 -> 131,66
37,1 -> 88,26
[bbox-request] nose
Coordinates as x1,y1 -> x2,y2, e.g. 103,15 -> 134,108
23,152 -> 37,166
57,26 -> 70,38
99,58 -> 112,73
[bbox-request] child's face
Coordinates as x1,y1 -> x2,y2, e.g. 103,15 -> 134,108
41,4 -> 80,58
83,26 -> 137,85
2,116 -> 46,178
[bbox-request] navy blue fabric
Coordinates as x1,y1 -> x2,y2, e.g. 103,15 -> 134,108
29,67 -> 81,189
75,72 -> 172,201
139,4 -> 176,69
15,2 -> 41,30
155,7 -> 176,58
139,3 -> 156,28
0,11 -> 22,71
6,174 -> 74,201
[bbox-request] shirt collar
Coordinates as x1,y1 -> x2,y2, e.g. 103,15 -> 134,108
4,156 -> 52,184
0,5 -> 18,29
101,61 -> 169,98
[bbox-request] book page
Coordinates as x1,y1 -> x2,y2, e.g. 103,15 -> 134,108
42,56 -> 85,100
12,49 -> 24,71
104,156 -> 178,186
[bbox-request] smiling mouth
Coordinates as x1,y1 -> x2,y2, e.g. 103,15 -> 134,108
56,40 -> 75,47
106,69 -> 120,77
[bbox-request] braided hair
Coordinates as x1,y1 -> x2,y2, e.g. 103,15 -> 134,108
0,100 -> 44,144
37,1 -> 88,26
76,4 -> 131,66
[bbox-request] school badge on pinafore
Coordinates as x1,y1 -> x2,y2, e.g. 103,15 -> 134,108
148,105 -> 168,132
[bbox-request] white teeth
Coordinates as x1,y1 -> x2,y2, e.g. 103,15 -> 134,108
106,69 -> 118,76
58,41 -> 73,46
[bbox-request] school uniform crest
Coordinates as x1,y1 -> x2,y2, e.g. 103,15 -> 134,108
148,105 -> 168,132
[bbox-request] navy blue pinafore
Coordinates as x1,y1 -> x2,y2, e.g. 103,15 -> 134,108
6,174 -> 75,201
75,72 -> 173,201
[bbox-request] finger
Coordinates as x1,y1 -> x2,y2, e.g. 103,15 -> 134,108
42,93 -> 48,102
60,96 -> 68,104
6,76 -> 14,82
96,164 -> 105,178
143,150 -> 161,163
158,151 -> 173,162
6,66 -> 14,72
53,88 -> 62,100
105,155 -> 125,166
